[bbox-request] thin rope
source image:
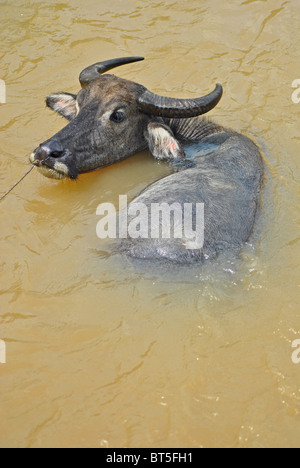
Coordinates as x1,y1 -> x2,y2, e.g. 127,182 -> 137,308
0,166 -> 34,202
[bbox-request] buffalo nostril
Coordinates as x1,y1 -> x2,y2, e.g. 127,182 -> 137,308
35,139 -> 64,161
45,140 -> 64,158
51,151 -> 64,158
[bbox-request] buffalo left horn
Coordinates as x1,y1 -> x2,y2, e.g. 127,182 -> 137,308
138,83 -> 223,118
79,56 -> 145,87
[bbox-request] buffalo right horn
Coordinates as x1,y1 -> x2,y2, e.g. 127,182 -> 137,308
79,56 -> 144,87
138,83 -> 223,118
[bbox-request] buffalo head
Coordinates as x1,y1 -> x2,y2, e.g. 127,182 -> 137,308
30,57 -> 223,179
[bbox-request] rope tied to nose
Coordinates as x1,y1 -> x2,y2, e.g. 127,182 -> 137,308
0,166 -> 34,202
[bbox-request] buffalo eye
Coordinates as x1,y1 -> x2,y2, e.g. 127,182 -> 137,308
110,110 -> 126,123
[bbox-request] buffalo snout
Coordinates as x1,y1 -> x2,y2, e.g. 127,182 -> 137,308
33,140 -> 65,164
30,139 -> 78,180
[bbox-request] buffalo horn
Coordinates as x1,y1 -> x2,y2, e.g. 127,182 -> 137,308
79,56 -> 144,87
138,83 -> 223,118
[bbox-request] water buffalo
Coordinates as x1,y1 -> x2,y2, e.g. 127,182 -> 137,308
30,56 -> 264,264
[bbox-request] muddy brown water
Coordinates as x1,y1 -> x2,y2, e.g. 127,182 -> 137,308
0,0 -> 300,448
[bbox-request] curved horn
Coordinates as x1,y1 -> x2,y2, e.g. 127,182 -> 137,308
138,83 -> 223,118
79,56 -> 144,87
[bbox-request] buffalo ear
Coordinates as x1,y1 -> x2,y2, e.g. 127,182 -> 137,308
145,122 -> 185,160
46,93 -> 77,121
